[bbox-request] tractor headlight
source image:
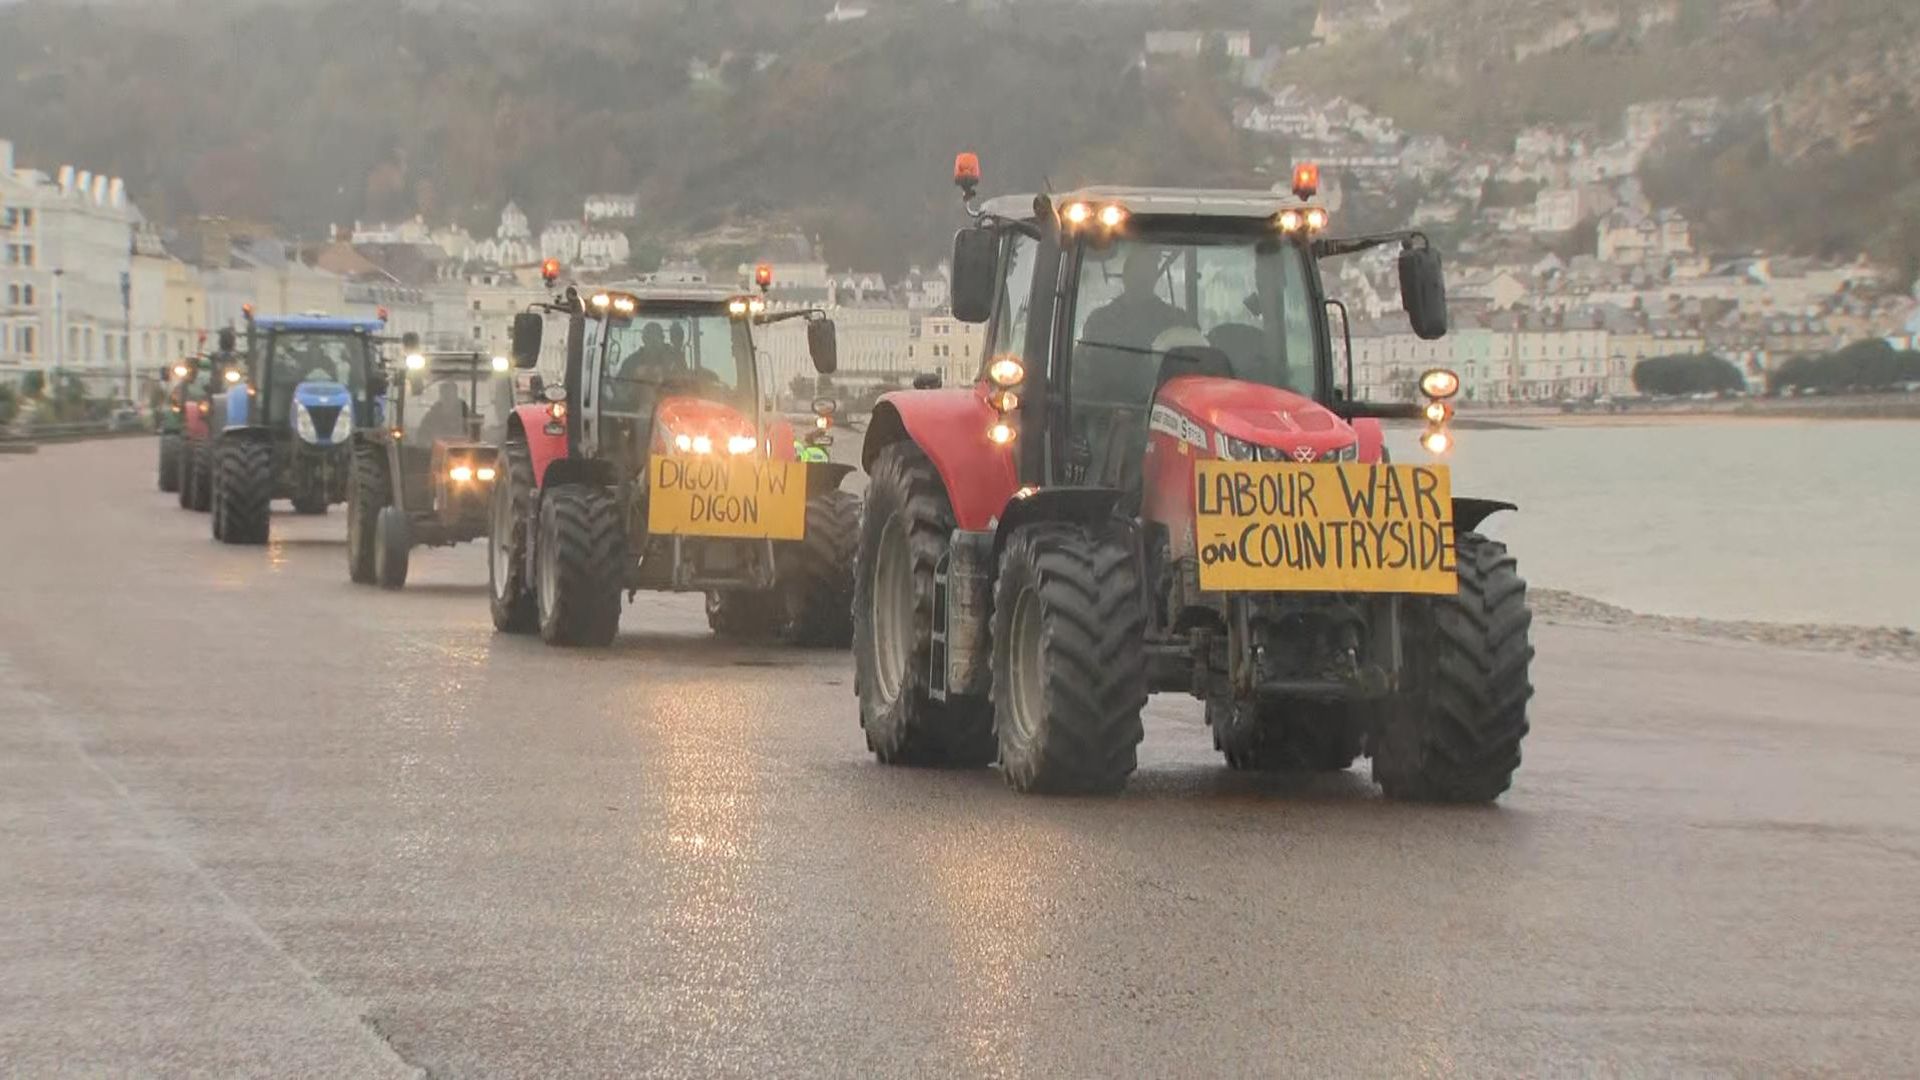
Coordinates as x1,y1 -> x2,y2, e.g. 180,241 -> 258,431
295,402 -> 317,442
1331,442 -> 1359,462
726,435 -> 757,455
1215,432 -> 1259,461
224,368 -> 242,384
331,407 -> 352,442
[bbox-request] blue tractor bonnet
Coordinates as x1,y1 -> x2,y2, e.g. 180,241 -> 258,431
253,315 -> 385,334
293,381 -> 351,408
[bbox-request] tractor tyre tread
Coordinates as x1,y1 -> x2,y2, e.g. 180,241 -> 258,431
347,442 -> 387,584
536,485 -> 624,647
778,488 -> 861,646
853,443 -> 995,768
214,439 -> 272,545
1372,532 -> 1533,803
992,520 -> 1147,795
488,438 -> 539,633
159,434 -> 182,493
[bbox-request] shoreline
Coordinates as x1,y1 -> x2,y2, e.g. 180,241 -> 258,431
1531,589 -> 1920,664
1455,395 -> 1920,428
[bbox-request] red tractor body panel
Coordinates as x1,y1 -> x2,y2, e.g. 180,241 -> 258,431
514,402 -> 569,488
1142,377 -> 1375,562
651,396 -> 757,453
875,385 -> 1019,531
182,403 -> 212,442
767,417 -> 798,462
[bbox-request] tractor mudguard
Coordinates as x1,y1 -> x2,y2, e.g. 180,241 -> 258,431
806,461 -> 856,498
543,457 -> 617,489
1352,417 -> 1386,463
991,486 -> 1127,555
216,424 -> 272,446
511,403 -> 569,488
864,387 -> 1017,531
1454,496 -> 1517,533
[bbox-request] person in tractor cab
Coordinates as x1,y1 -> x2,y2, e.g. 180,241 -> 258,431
1077,245 -> 1194,398
417,380 -> 470,443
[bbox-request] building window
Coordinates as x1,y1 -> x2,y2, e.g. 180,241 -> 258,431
20,284 -> 31,305
5,284 -> 14,305
18,325 -> 34,355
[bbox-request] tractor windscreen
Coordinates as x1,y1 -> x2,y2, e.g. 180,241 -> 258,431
266,331 -> 373,424
601,311 -> 753,410
1068,234 -> 1321,407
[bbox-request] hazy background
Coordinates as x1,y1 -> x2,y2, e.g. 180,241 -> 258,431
3,0 -> 1916,275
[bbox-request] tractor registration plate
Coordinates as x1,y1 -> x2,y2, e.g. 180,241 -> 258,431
1193,462 -> 1456,594
648,456 -> 808,541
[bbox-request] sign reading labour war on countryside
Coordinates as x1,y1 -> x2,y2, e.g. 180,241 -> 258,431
649,456 -> 808,541
1193,462 -> 1456,594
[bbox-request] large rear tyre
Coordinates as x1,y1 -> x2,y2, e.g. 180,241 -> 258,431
853,443 -> 994,768
488,437 -> 538,633
213,439 -> 272,545
346,443 -> 388,585
1371,533 -> 1533,803
991,521 -> 1147,795
374,506 -> 411,590
1208,698 -> 1361,772
534,485 -> 624,647
186,441 -> 213,512
158,434 -> 182,493
775,489 -> 860,647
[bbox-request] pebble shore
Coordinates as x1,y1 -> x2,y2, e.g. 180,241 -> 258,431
1531,589 -> 1920,665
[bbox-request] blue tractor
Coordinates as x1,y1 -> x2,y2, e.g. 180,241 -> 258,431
210,314 -> 387,544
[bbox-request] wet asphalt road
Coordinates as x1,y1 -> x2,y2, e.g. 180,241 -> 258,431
3,439 -> 1918,1078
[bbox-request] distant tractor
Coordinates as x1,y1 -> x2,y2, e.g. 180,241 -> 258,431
210,314 -> 386,544
156,360 -> 198,493
347,348 -> 514,588
488,272 -> 860,647
176,331 -> 246,513
851,155 -> 1533,797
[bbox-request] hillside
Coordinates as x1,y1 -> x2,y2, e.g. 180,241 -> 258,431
2,0 -> 1916,277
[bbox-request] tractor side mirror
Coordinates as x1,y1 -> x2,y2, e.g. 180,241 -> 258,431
950,226 -> 998,324
807,318 -> 839,375
510,312 -> 543,369
1398,247 -> 1449,341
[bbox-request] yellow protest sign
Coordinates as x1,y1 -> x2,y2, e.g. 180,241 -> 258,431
649,456 -> 808,540
1193,462 -> 1457,594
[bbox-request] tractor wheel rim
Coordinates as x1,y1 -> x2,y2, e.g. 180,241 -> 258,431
1007,586 -> 1046,747
871,514 -> 911,703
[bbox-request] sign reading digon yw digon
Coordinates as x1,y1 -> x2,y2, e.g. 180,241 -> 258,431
1193,461 -> 1456,594
649,456 -> 807,540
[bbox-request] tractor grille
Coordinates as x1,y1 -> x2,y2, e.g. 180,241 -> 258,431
306,405 -> 342,437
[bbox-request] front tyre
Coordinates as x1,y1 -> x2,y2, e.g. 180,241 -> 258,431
213,438 -> 272,545
1371,533 -> 1534,803
775,489 -> 861,647
853,443 -> 994,768
374,506 -> 411,589
488,437 -> 538,633
346,442 -> 388,585
991,521 -> 1147,795
158,434 -> 182,492
534,485 -> 624,647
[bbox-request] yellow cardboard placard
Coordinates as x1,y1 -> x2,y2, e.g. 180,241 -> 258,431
1193,462 -> 1457,594
649,456 -> 807,540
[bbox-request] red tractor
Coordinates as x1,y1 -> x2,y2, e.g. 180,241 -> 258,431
487,274 -> 860,647
851,155 -> 1533,797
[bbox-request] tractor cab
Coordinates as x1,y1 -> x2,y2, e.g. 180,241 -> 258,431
225,314 -> 383,449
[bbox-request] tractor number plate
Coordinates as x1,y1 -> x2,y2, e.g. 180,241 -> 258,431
648,456 -> 807,541
1193,461 -> 1456,594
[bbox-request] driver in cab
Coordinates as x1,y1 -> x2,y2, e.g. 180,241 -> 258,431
1077,246 -> 1195,404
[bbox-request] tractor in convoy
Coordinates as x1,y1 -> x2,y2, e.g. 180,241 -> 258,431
156,359 -> 198,493
210,314 -> 385,544
346,347 -> 514,588
174,330 -> 246,513
487,268 -> 860,647
850,154 -> 1533,797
